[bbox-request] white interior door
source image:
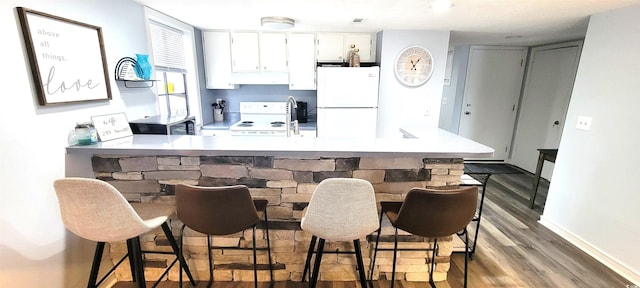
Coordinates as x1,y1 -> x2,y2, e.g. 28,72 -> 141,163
458,46 -> 527,161
510,42 -> 582,177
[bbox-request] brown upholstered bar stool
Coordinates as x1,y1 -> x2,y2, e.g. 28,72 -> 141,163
301,178 -> 379,288
175,184 -> 273,288
53,177 -> 195,288
370,186 -> 478,288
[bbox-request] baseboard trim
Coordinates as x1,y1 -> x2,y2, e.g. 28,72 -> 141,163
539,216 -> 640,286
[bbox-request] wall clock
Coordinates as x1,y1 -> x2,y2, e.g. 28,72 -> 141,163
394,45 -> 434,87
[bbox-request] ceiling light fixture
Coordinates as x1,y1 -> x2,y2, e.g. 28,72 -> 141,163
261,16 -> 295,29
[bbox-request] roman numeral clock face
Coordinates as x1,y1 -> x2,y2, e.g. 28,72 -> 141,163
394,46 -> 434,87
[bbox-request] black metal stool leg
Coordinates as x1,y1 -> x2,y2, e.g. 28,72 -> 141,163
87,242 -> 105,288
390,227 -> 399,288
263,208 -> 274,285
310,238 -> 325,288
252,226 -> 258,288
161,222 -> 195,286
302,235 -> 317,282
464,229 -> 469,288
130,237 -> 146,288
179,225 -> 185,287
429,238 -> 438,288
126,239 -> 136,284
207,236 -> 213,288
354,239 -> 367,288
369,210 -> 384,283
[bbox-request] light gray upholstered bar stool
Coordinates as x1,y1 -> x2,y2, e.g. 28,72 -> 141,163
53,177 -> 195,288
301,178 -> 379,288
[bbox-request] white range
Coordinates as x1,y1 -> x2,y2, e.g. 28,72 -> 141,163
228,102 -> 288,136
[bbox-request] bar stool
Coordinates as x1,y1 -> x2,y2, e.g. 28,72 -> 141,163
53,177 -> 195,288
300,178 -> 379,288
175,184 -> 273,288
370,186 -> 478,288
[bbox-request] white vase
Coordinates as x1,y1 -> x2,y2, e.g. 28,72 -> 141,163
214,109 -> 224,122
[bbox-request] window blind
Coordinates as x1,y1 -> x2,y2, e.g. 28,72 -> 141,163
149,20 -> 186,73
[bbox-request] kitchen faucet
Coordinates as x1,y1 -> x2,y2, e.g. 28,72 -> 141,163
286,96 -> 299,137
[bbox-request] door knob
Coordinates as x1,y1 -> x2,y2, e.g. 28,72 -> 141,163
553,120 -> 560,126
465,111 -> 471,115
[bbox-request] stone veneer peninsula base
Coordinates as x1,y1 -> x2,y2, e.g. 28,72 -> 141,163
65,132 -> 493,284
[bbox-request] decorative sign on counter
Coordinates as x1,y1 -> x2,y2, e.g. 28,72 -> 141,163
91,113 -> 132,142
17,7 -> 112,106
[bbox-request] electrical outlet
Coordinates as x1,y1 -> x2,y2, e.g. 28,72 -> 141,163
576,116 -> 592,130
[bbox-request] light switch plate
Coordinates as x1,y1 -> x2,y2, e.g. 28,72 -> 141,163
576,116 -> 592,130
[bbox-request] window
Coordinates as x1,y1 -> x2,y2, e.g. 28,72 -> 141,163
144,8 -> 202,125
149,20 -> 189,117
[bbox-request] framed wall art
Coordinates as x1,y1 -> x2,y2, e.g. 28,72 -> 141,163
17,7 -> 112,106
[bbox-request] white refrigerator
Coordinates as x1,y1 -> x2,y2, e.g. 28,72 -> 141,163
316,66 -> 380,138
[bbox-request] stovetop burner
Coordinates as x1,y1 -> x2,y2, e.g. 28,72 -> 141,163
238,121 -> 254,127
271,121 -> 285,127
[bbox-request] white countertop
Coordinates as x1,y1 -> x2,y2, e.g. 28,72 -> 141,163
66,128 -> 494,158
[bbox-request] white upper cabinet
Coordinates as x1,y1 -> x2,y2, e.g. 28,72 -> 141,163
316,33 -> 374,63
287,33 -> 316,90
231,32 -> 288,72
344,34 -> 373,62
202,31 -> 375,87
202,31 -> 237,89
231,32 -> 260,72
316,33 -> 346,62
260,33 -> 288,72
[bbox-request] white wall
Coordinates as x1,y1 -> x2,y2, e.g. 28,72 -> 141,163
0,0 -> 156,287
376,30 -> 450,138
540,5 -> 640,284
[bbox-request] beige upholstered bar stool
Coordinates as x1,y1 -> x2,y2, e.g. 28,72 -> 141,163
301,178 -> 379,288
53,177 -> 195,288
370,186 -> 478,288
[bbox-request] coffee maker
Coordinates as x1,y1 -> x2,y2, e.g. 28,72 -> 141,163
296,101 -> 308,123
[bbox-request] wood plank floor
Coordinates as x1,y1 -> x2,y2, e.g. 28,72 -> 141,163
114,172 -> 633,288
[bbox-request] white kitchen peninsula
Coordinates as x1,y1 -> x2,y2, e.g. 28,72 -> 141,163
65,132 -> 492,284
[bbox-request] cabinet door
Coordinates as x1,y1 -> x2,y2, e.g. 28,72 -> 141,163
287,33 -> 316,90
344,33 -> 372,62
202,31 -> 236,89
316,33 -> 345,62
231,32 -> 260,72
260,33 -> 288,72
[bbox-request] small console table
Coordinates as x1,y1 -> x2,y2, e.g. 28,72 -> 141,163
530,149 -> 558,209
